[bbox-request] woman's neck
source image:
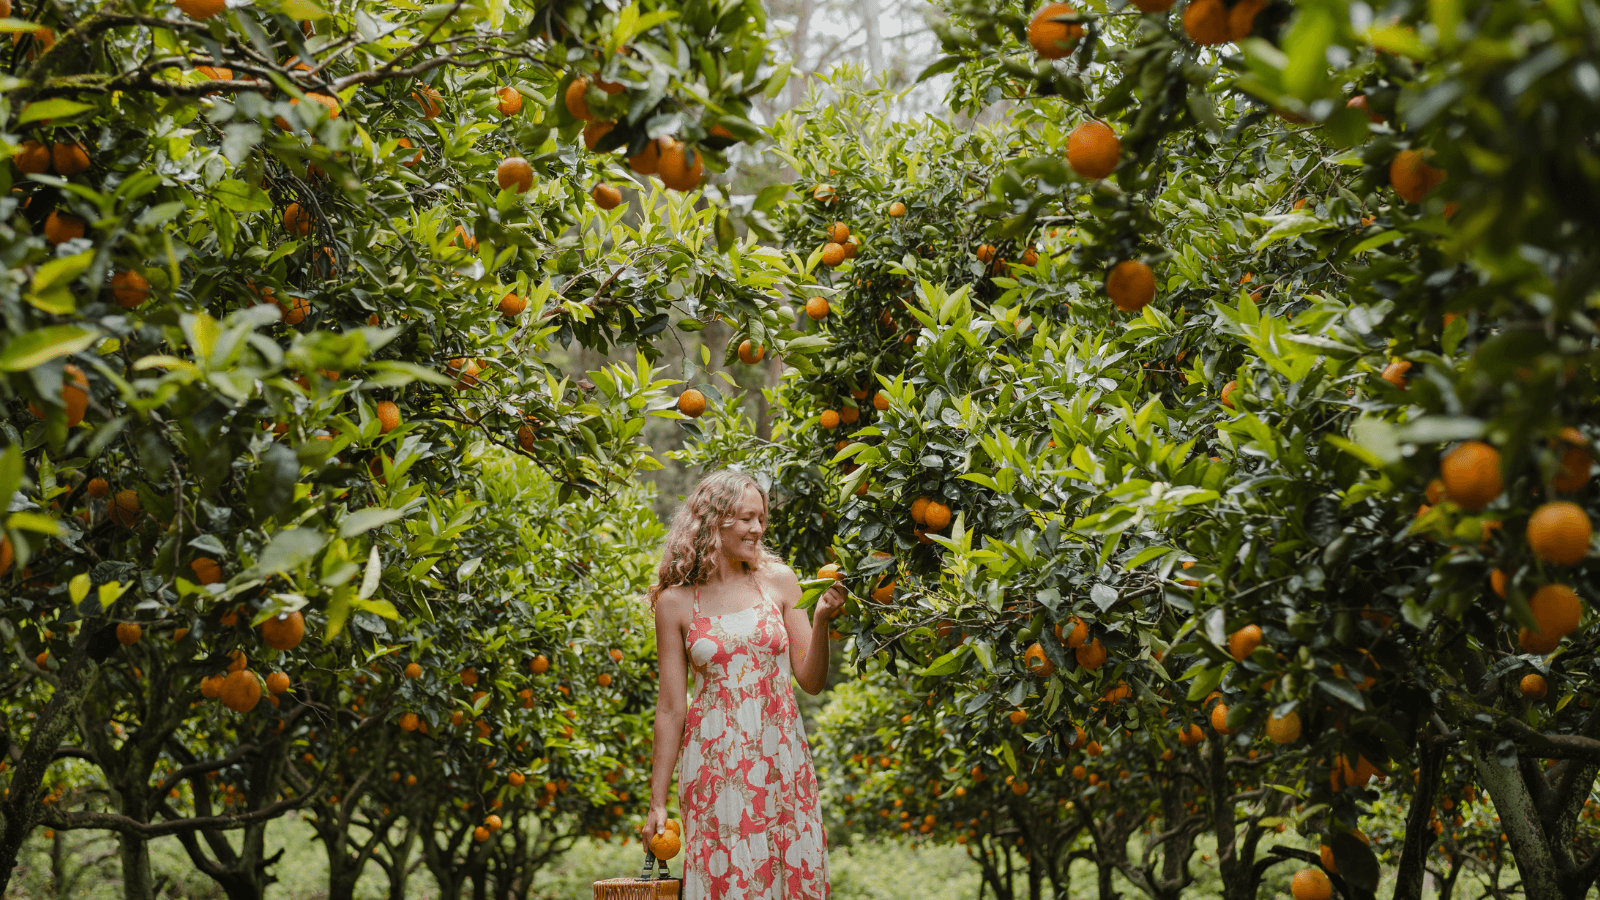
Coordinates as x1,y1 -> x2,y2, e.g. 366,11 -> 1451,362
707,554 -> 748,585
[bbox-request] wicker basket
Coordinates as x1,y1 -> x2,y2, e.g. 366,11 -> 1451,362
593,849 -> 681,900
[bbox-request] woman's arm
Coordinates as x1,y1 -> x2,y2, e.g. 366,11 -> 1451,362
779,566 -> 847,695
642,590 -> 689,839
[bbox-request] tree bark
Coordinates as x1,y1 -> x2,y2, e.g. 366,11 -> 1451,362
1473,740 -> 1564,900
0,622 -> 102,897
1390,733 -> 1444,900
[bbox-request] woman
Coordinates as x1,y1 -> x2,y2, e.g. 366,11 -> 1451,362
641,469 -> 847,900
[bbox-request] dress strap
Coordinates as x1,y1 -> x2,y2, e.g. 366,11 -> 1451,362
691,585 -> 701,618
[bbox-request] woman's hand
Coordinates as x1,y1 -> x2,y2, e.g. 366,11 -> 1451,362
815,582 -> 848,623
641,803 -> 670,841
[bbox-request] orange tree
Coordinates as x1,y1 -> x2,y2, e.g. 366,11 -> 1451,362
0,0 -> 821,888
695,0 -> 1600,889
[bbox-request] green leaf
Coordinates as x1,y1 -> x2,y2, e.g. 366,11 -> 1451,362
25,252 -> 93,314
6,512 -> 57,534
256,528 -> 328,575
918,646 -> 969,677
340,507 -> 407,537
18,98 -> 95,125
0,325 -> 97,371
213,179 -> 273,213
351,597 -> 400,619
752,183 -> 792,212
69,573 -> 90,605
0,444 -> 23,505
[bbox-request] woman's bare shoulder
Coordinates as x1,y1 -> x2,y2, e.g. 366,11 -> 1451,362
653,584 -> 695,621
759,560 -> 802,595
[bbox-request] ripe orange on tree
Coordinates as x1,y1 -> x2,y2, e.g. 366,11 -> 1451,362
496,156 -> 533,193
923,500 -> 952,531
111,489 -> 141,526
51,143 -> 90,176
394,137 -> 424,167
1265,710 -> 1301,744
1023,643 -> 1055,676
888,201 -> 907,217
738,340 -> 764,365
872,392 -> 888,411
530,654 -> 551,674
1105,260 -> 1155,312
1059,616 -> 1088,648
583,121 -> 615,151
15,140 -> 51,174
628,137 -> 663,175
496,86 -> 523,116
1075,639 -> 1107,670
1209,703 -> 1234,735
1220,379 -> 1238,409
657,139 -> 703,191
1520,672 -> 1548,701
1380,359 -> 1411,388
821,243 -> 847,267
1519,583 -> 1581,653
564,77 -> 595,120
116,622 -> 142,645
819,409 -> 841,430
220,669 -> 261,713
1227,624 -> 1262,662
1026,3 -> 1083,59
1183,0 -> 1231,45
376,400 -> 401,434
1227,0 -> 1266,39
826,222 -> 849,243
1390,149 -> 1446,203
1008,709 -> 1028,725
28,364 -> 89,427
1439,440 -> 1502,511
266,672 -> 291,694
676,389 -> 707,418
592,182 -> 622,210
498,291 -> 527,318
1553,428 -> 1593,492
260,611 -> 305,651
1291,869 -> 1332,900
43,210 -> 85,245
86,478 -> 108,498
110,270 -> 151,308
812,184 -> 836,204
1177,723 -> 1204,746
1066,121 -> 1120,180
1526,501 -> 1591,566
174,0 -> 225,19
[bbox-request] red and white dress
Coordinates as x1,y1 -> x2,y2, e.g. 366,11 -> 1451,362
677,579 -> 830,900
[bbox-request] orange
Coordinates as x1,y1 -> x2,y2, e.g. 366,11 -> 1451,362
818,563 -> 843,581
282,202 -> 312,237
175,0 -> 225,18
498,291 -> 526,318
51,143 -> 90,176
404,662 -> 423,679
399,712 -> 419,731
412,86 -> 443,119
1520,672 -> 1548,701
1227,624 -> 1261,662
1066,121 -> 1120,180
190,558 -> 222,586
583,121 -> 615,151
1075,639 -> 1106,670
1008,709 -> 1028,725
871,579 -> 895,602
1381,359 -> 1411,388
650,830 -> 682,860
1182,0 -> 1231,45
266,672 -> 290,694
678,389 -> 706,418
1220,379 -> 1238,409
738,340 -> 764,364
1209,703 -> 1233,735
1348,94 -> 1384,123
111,270 -> 150,308
1319,845 -> 1337,874
220,669 -> 261,713
821,243 -> 847,267
278,295 -> 310,325
200,674 -> 224,698
530,654 -> 551,673
976,243 -> 996,264
820,410 -> 841,429
628,137 -> 663,175
813,184 -> 836,204
565,77 -> 595,121
1527,501 -> 1591,566
1227,0 -> 1266,39
376,400 -> 401,433
923,501 -> 952,531
1265,710 -> 1300,744
86,477 -> 108,498
1178,723 -> 1204,746
1525,583 -> 1582,646
1554,429 -> 1592,493
116,622 -> 142,645
872,392 -> 889,411
1105,260 -> 1155,312
1027,3 -> 1083,59
508,771 -> 525,787
592,182 -> 622,210
112,489 -> 141,526
1023,642 -> 1055,676
32,364 -> 90,427
910,496 -> 930,524
497,156 -> 533,193
1439,441 -> 1502,511
1291,869 -> 1332,900
496,86 -> 523,116
473,826 -> 491,842
395,137 -> 424,167
1390,149 -> 1446,203
1490,567 -> 1508,598
15,140 -> 51,174
260,610 -> 305,651
43,210 -> 85,245
1062,617 -> 1088,648
657,140 -> 704,191
1425,478 -> 1446,505
889,201 -> 906,217
827,222 -> 850,243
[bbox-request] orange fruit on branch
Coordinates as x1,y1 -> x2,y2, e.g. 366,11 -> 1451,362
1182,0 -> 1231,45
592,182 -> 622,210
678,389 -> 706,418
1265,710 -> 1300,744
1066,121 -> 1120,180
1027,3 -> 1084,59
116,622 -> 142,645
1290,868 -> 1332,900
1227,624 -> 1262,662
174,0 -> 225,19
496,86 -> 523,116
51,143 -> 90,176
43,210 -> 85,245
1520,672 -> 1547,701
496,156 -> 533,193
1023,642 -> 1055,676
564,77 -> 595,121
260,610 -> 305,651
1527,501 -> 1591,566
738,340 -> 764,364
1439,440 -> 1501,512
220,669 -> 261,713
111,270 -> 150,308
15,140 -> 51,174
1105,260 -> 1155,312
1390,149 -> 1446,203
805,296 -> 830,320
266,672 -> 290,694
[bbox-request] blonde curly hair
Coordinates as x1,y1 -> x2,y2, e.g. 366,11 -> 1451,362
648,470 -> 778,607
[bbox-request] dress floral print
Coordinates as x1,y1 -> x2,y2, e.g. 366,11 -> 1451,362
678,579 -> 830,900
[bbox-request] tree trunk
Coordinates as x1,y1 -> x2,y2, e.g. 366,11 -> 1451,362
0,623 -> 101,897
1096,861 -> 1118,900
1472,740 -> 1564,900
117,832 -> 156,900
1390,735 -> 1444,900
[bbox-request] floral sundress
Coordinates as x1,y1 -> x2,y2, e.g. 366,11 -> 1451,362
677,579 -> 830,900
